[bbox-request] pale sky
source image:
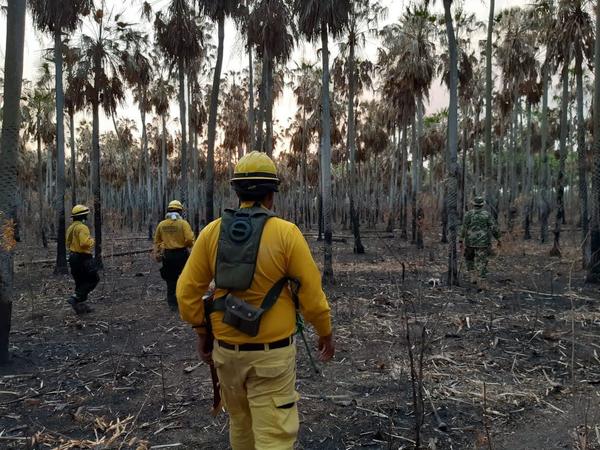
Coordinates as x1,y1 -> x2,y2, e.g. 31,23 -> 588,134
0,0 -> 523,145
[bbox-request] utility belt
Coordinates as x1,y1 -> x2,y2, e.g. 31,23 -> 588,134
163,248 -> 188,254
68,252 -> 93,262
216,336 -> 294,352
208,277 -> 299,338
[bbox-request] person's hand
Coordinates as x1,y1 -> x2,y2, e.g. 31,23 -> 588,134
197,333 -> 213,365
318,334 -> 335,362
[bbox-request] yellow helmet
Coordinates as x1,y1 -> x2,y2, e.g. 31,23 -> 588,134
168,200 -> 184,211
231,151 -> 280,183
71,204 -> 90,217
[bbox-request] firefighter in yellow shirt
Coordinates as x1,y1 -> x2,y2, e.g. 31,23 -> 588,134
66,205 -> 99,314
177,152 -> 334,450
154,200 -> 194,312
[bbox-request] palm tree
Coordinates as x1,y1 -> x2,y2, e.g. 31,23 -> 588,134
290,60 -> 321,230
339,0 -> 383,253
561,0 -> 593,265
532,0 -> 556,243
295,0 -> 351,284
246,0 -> 295,157
496,7 -> 537,231
484,0 -> 495,215
119,39 -> 153,235
26,66 -> 56,248
64,44 -> 85,207
378,41 -> 417,240
547,0 -> 591,258
155,0 -> 204,209
150,74 -> 177,220
70,7 -> 134,267
30,0 -> 93,274
0,0 -> 26,364
587,0 -> 600,282
198,0 -> 240,223
388,5 -> 436,249
423,0 -> 460,288
521,75 -> 543,240
442,0 -> 460,285
221,78 -> 250,158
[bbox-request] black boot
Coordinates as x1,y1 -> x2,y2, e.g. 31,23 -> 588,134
167,293 -> 178,312
67,295 -> 81,313
68,295 -> 93,315
78,302 -> 94,314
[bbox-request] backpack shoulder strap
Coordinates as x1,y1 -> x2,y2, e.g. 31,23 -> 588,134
260,277 -> 301,311
211,277 -> 301,314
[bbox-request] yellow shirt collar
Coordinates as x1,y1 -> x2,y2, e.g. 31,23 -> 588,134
239,201 -> 268,209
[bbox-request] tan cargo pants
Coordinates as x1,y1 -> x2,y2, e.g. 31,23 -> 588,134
212,343 -> 300,450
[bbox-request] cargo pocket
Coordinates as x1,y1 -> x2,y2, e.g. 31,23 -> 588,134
211,345 -> 225,369
254,364 -> 288,379
273,392 -> 300,409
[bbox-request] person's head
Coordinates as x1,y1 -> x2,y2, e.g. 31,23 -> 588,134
167,200 -> 184,214
230,151 -> 280,208
472,196 -> 485,209
71,204 -> 90,222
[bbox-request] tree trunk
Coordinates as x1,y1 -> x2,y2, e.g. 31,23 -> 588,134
37,122 -> 47,248
400,125 -> 408,240
410,117 -> 416,240
46,144 -> 52,205
206,14 -> 224,224
140,97 -> 151,234
575,40 -> 589,267
301,106 -> 309,229
248,36 -> 255,152
444,0 -> 459,286
161,115 -> 168,218
587,0 -> 600,282
412,104 -> 424,249
551,58 -> 569,257
484,0 -> 495,217
264,48 -> 274,157
524,100 -> 533,240
540,63 -> 550,243
256,59 -> 266,152
0,0 -> 25,364
320,22 -> 334,284
178,58 -> 188,207
460,110 -> 468,220
69,108 -> 77,206
386,127 -> 399,234
54,29 -> 68,274
347,33 -> 364,253
92,52 -> 103,268
111,114 -> 133,221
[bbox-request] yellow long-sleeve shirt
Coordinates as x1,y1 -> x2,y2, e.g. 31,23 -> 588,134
177,202 -> 332,344
154,217 -> 194,250
66,221 -> 95,254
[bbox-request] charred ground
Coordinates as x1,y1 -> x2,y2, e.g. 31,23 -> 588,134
1,229 -> 599,450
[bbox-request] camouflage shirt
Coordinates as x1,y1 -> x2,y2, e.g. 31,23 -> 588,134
460,208 -> 500,248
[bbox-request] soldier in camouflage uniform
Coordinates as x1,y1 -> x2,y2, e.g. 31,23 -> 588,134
460,196 -> 500,278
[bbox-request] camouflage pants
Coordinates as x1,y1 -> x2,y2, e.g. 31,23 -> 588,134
464,246 -> 490,277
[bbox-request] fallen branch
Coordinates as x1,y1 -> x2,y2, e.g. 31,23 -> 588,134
149,444 -> 183,449
17,249 -> 152,266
